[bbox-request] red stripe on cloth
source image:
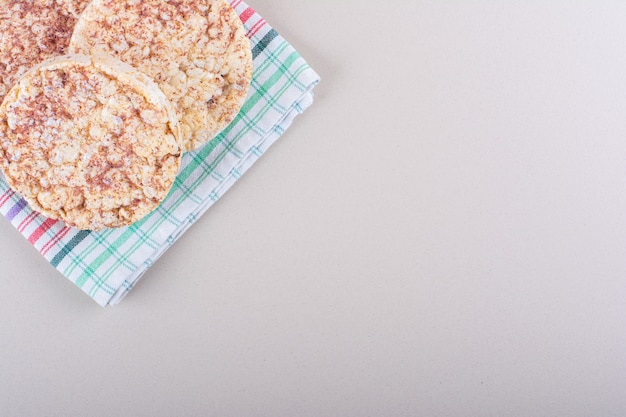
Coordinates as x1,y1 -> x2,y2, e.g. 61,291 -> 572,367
17,211 -> 38,233
247,18 -> 266,38
28,218 -> 57,244
239,7 -> 255,24
230,0 -> 242,8
41,225 -> 71,256
0,190 -> 15,207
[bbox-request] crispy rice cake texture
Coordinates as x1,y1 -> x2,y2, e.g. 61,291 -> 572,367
0,54 -> 182,231
0,0 -> 90,103
70,0 -> 253,152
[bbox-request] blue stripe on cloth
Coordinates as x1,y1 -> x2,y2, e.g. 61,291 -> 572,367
252,29 -> 279,59
50,230 -> 91,268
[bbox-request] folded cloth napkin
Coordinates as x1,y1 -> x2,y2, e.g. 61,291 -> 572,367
0,0 -> 320,306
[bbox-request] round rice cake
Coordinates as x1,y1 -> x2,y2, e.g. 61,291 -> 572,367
0,54 -> 182,231
0,0 -> 90,103
69,0 -> 253,152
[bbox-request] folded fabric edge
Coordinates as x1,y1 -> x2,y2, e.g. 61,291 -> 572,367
105,87 -> 318,306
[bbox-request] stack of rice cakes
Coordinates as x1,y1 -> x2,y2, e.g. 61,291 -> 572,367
0,0 -> 252,231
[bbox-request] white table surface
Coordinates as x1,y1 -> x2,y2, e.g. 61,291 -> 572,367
2,1 -> 626,416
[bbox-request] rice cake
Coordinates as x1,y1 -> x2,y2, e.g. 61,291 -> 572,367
70,0 -> 253,152
0,54 -> 182,231
0,0 -> 90,103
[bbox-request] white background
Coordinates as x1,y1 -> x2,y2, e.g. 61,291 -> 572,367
2,1 -> 626,416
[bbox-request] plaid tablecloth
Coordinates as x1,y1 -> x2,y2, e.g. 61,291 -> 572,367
0,0 -> 320,306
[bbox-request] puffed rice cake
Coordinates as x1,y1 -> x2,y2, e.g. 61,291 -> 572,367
70,0 -> 253,152
0,54 -> 182,231
0,0 -> 90,103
